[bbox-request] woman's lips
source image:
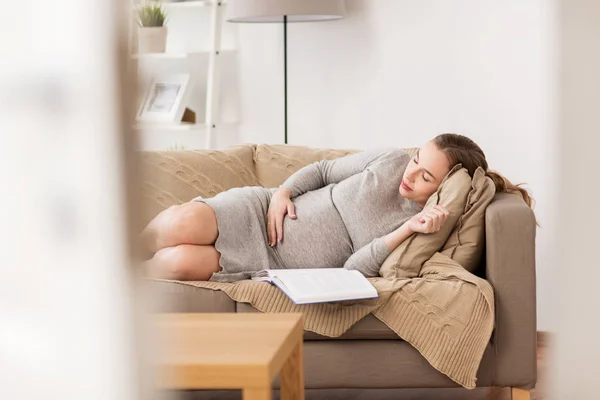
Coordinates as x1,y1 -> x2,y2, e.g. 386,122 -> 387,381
401,180 -> 413,191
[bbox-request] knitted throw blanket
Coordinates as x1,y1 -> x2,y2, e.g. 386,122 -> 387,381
155,253 -> 494,389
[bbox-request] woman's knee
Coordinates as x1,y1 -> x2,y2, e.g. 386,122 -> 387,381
152,246 -> 192,280
169,202 -> 218,245
152,245 -> 220,281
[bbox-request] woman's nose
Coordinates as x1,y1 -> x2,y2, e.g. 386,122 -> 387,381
406,168 -> 417,182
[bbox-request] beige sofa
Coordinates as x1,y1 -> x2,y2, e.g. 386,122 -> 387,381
142,144 -> 537,397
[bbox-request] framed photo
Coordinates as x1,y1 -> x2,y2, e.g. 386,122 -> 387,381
137,74 -> 193,123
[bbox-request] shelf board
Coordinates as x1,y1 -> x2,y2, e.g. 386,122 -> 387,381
161,1 -> 210,8
131,49 -> 235,59
131,51 -> 206,59
133,122 -> 206,131
134,121 -> 237,131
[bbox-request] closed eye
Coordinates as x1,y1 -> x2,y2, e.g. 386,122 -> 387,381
414,151 -> 437,182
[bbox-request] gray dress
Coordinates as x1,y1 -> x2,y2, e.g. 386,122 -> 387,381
194,148 -> 422,282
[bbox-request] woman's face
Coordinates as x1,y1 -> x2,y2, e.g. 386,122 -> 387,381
399,141 -> 452,207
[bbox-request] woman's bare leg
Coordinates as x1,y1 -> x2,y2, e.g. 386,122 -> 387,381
141,202 -> 218,255
144,244 -> 222,281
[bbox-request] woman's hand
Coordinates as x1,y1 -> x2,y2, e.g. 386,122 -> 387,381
406,205 -> 450,234
267,188 -> 296,246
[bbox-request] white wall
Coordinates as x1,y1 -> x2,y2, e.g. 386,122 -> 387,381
234,0 -> 558,331
554,0 -> 600,394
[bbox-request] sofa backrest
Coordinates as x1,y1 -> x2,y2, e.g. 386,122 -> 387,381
252,144 -> 360,188
140,144 -> 260,225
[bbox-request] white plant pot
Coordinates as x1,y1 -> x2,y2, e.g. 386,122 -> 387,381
138,27 -> 167,54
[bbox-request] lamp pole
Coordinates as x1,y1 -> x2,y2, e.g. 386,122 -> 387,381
284,15 -> 288,144
226,1 -> 346,145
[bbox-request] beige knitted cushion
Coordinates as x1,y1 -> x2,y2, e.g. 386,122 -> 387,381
140,145 -> 260,226
379,165 -> 472,279
440,167 -> 496,273
253,144 -> 360,188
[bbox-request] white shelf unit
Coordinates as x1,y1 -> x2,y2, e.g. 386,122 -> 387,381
131,0 -> 234,150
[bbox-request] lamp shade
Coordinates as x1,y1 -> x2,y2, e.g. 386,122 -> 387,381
226,0 -> 346,23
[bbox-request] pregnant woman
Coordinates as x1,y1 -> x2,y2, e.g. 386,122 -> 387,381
141,133 -> 532,282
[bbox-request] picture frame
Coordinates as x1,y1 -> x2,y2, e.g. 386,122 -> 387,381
136,74 -> 193,123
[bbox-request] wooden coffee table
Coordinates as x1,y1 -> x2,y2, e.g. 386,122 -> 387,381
155,313 -> 305,400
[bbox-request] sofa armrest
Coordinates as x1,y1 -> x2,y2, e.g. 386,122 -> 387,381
485,193 -> 537,389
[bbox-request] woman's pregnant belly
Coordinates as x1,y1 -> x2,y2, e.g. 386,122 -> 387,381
273,186 -> 354,269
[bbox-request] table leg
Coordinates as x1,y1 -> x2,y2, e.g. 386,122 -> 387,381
243,388 -> 272,400
280,339 -> 304,400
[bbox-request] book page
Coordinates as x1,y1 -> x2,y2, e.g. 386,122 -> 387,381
251,268 -> 343,283
275,269 -> 377,303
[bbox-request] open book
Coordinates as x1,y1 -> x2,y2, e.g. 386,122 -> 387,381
251,268 -> 378,305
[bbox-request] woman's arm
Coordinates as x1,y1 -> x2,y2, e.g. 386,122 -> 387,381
383,223 -> 414,250
268,149 -> 395,245
268,149 -> 398,246
343,224 -> 414,277
343,205 -> 450,277
279,148 -> 399,198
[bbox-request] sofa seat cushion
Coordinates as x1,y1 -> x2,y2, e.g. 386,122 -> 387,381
149,282 -> 402,340
148,280 -> 236,313
236,303 -> 401,340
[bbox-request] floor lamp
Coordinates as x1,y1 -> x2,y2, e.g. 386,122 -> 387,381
226,0 -> 346,144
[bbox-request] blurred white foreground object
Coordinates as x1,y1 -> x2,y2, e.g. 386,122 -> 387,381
0,1 -> 154,399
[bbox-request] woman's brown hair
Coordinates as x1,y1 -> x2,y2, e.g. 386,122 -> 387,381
432,133 -> 534,209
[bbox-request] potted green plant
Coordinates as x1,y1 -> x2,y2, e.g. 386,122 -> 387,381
136,1 -> 168,53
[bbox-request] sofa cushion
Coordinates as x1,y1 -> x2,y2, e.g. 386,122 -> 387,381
236,303 -> 402,340
253,144 -> 360,188
440,167 -> 496,273
379,165 -> 472,279
148,282 -> 403,340
140,145 -> 260,225
147,280 -> 237,313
